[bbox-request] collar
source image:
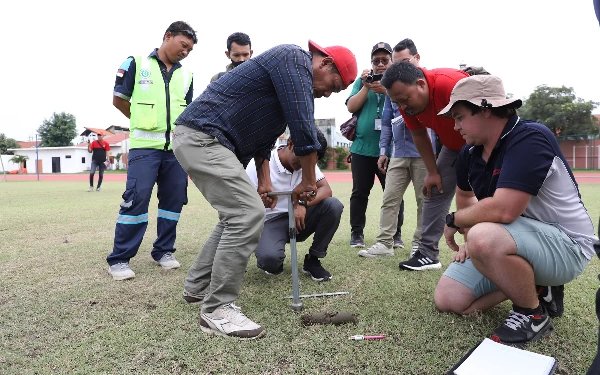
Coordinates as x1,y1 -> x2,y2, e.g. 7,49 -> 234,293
147,48 -> 182,70
468,115 -> 521,156
274,147 -> 293,175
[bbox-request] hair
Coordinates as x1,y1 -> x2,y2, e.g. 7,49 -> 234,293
311,50 -> 341,75
393,38 -> 418,55
164,21 -> 197,44
315,128 -> 328,161
381,61 -> 424,89
460,101 -> 518,119
227,32 -> 251,51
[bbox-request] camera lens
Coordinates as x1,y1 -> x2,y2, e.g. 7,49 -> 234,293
365,75 -> 374,83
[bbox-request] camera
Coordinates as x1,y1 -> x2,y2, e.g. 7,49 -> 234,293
365,70 -> 383,83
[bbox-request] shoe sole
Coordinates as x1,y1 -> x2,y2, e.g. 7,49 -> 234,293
358,251 -> 394,258
400,263 -> 442,271
301,269 -> 332,281
108,272 -> 135,281
393,244 -> 405,249
350,244 -> 365,248
182,296 -> 204,305
155,262 -> 181,270
199,318 -> 266,340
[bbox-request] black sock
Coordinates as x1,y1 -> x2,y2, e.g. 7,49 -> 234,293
513,303 -> 544,317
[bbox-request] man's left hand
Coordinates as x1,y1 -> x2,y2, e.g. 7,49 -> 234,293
258,184 -> 277,209
294,205 -> 307,233
370,81 -> 387,95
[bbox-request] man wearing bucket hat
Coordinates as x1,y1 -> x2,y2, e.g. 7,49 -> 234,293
172,40 -> 357,340
433,75 -> 597,347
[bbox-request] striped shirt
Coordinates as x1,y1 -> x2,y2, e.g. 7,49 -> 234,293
175,44 -> 320,167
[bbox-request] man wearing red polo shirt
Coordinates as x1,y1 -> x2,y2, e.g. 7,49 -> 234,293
381,62 -> 468,271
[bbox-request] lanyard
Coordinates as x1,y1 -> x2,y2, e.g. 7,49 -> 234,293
375,94 -> 383,119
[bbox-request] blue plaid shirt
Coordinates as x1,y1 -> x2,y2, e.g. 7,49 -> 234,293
175,44 -> 320,167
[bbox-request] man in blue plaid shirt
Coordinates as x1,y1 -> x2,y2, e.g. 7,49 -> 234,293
173,40 -> 357,340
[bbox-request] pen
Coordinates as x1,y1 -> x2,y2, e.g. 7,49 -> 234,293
349,335 -> 386,340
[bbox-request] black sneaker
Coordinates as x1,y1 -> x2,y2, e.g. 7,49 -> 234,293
260,264 -> 283,276
350,232 -> 365,248
302,255 -> 332,281
393,233 -> 405,249
491,305 -> 554,347
398,251 -> 442,271
536,285 -> 564,318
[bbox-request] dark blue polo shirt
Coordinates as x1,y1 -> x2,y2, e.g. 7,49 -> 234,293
113,49 -> 193,104
456,115 -> 597,260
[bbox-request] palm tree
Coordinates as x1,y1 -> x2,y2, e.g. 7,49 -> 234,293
9,155 -> 28,169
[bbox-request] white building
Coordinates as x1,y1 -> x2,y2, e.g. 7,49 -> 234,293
6,133 -> 130,174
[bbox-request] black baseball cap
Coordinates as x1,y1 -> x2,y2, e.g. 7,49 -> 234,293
371,42 -> 392,56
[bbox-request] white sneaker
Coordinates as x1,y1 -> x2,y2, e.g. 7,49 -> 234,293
108,263 -> 135,281
358,242 -> 395,258
155,252 -> 180,270
87,186 -> 94,192
200,303 -> 265,340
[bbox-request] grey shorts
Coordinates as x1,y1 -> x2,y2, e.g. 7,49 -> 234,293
443,216 -> 589,298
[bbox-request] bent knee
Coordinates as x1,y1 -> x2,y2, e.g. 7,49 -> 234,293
322,197 -> 344,215
434,276 -> 475,314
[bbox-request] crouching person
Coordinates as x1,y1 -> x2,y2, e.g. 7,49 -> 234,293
433,75 -> 597,348
246,130 -> 343,281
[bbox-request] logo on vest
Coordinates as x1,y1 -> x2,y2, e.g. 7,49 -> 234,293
140,68 -> 151,78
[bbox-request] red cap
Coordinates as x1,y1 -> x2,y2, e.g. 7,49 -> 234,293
308,40 -> 357,88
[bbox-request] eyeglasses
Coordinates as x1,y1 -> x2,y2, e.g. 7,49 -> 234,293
371,57 -> 390,66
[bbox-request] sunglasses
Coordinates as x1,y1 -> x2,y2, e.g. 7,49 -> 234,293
168,29 -> 197,42
371,57 -> 390,66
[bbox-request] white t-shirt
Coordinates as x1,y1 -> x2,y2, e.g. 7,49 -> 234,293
246,147 -> 325,222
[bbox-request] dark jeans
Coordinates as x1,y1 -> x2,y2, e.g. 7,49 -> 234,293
255,197 -> 344,274
89,160 -> 106,188
106,149 -> 188,265
350,153 -> 403,235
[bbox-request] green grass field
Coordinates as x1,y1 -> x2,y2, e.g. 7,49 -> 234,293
1,180 -> 599,374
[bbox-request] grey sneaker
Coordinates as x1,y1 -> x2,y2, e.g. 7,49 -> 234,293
358,242 -> 394,258
393,234 -> 405,249
96,187 -> 102,192
199,303 -> 265,340
108,263 -> 135,281
182,290 -> 205,305
87,186 -> 94,192
155,252 -> 180,270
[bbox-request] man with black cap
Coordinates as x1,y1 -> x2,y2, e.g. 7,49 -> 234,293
346,42 -> 404,249
433,75 -> 596,347
173,40 -> 357,340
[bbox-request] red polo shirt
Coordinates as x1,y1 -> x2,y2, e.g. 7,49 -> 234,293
402,67 -> 469,152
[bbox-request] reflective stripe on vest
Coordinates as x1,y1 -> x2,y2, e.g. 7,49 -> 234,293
129,56 -> 192,150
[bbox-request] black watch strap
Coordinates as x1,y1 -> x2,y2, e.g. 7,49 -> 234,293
298,200 -> 308,208
446,212 -> 460,229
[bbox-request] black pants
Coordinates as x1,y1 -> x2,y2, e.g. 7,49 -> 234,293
89,160 -> 106,188
349,153 -> 403,235
254,197 -> 344,273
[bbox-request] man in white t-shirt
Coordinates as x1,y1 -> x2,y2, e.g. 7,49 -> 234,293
246,131 -> 343,281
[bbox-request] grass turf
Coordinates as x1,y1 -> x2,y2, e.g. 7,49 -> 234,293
0,180 -> 598,374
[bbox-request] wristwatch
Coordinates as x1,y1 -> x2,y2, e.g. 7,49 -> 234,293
445,212 -> 460,229
298,200 -> 308,208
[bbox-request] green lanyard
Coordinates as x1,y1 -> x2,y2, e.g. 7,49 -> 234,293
375,94 -> 384,119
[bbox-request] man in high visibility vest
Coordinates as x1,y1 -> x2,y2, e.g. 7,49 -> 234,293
106,21 -> 196,281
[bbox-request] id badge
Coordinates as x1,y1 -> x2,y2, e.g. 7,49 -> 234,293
374,118 -> 382,131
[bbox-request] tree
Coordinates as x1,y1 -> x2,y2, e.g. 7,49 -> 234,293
115,153 -> 123,170
0,133 -> 20,155
9,155 -> 28,169
37,112 -> 77,147
519,85 -> 599,137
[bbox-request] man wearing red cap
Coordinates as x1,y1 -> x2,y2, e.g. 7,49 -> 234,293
172,40 -> 357,340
